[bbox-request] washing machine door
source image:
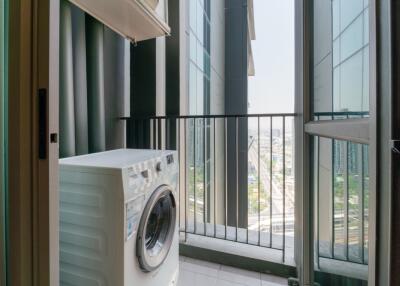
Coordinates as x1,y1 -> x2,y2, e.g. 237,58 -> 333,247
136,185 -> 176,272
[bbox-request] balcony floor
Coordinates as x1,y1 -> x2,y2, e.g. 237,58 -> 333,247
178,256 -> 287,286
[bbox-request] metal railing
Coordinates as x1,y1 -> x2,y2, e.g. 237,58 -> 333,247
124,111 -> 370,268
125,113 -> 296,263
314,112 -> 369,267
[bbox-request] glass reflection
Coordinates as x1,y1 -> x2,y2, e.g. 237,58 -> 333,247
313,0 -> 369,119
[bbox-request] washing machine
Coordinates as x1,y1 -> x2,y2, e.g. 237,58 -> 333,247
59,149 -> 179,286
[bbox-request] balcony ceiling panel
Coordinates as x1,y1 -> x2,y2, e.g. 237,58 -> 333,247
68,0 -> 170,42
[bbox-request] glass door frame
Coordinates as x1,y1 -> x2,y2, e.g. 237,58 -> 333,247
8,0 -> 59,284
0,0 -> 8,283
294,0 -> 382,285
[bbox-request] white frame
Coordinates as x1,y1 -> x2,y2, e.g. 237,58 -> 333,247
295,0 -> 379,284
8,0 -> 59,284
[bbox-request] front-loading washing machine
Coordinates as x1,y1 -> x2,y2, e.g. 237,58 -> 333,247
59,149 -> 179,286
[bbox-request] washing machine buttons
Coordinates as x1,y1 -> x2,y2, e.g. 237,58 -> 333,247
141,170 -> 149,178
156,162 -> 162,172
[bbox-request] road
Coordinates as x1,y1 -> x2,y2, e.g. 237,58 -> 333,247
247,139 -> 295,232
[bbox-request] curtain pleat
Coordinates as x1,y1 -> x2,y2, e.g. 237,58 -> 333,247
71,6 -> 89,155
104,28 -> 130,150
86,17 -> 106,153
60,1 -> 76,158
60,1 -> 130,158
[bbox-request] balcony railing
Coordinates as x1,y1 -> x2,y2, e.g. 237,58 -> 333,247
124,112 -> 369,274
125,113 -> 296,264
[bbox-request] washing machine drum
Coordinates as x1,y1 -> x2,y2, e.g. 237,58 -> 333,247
136,185 -> 177,272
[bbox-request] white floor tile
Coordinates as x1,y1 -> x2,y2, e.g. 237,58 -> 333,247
178,257 -> 287,286
219,265 -> 261,286
216,279 -> 247,286
261,273 -> 287,286
181,257 -> 220,277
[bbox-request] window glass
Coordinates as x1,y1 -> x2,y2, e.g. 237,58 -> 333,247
340,0 -> 363,32
337,50 -> 363,112
313,137 -> 369,282
313,0 -> 369,119
187,0 -> 211,116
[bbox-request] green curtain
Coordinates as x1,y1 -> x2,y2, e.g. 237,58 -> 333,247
0,0 -> 8,282
59,0 -> 130,158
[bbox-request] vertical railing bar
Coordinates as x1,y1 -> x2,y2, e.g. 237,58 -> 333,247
167,118 -> 170,150
155,118 -> 157,149
269,117 -> 273,248
236,116 -> 239,242
184,119 -> 188,242
203,118 -> 207,236
361,144 -> 365,263
317,114 -> 321,266
246,117 -> 249,245
345,141 -> 349,261
346,114 -> 349,261
282,116 -> 286,262
177,119 -> 181,234
164,118 -> 167,150
153,118 -> 156,149
158,118 -> 162,150
332,139 -> 335,259
225,117 -> 228,240
258,116 -> 261,246
317,135 -> 321,268
214,117 -> 217,238
194,118 -> 197,234
145,119 -> 148,148
148,119 -> 152,149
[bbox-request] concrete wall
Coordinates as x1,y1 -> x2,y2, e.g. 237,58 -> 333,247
210,0 -> 225,115
210,0 -> 226,226
225,0 -> 248,228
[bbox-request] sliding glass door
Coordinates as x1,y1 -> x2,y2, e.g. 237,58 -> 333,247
308,0 -> 376,284
0,0 -> 8,283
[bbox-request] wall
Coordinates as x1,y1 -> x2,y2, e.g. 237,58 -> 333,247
0,0 -> 7,281
225,0 -> 248,228
209,0 -> 226,225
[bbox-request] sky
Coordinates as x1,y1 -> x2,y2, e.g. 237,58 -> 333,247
248,0 -> 295,114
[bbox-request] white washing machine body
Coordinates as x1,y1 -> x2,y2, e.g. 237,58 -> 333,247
59,149 -> 179,286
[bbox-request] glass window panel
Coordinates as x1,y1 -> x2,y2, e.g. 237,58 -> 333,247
340,0 -> 363,32
313,137 -> 369,283
338,50 -> 363,112
189,62 -> 197,114
333,39 -> 340,66
333,67 -> 340,112
363,145 -> 369,264
333,140 -> 346,259
332,0 -> 340,39
363,47 -> 370,112
313,0 -> 369,119
197,40 -> 204,71
339,15 -> 363,62
196,1 -> 204,44
313,56 -> 333,114
364,8 -> 369,45
190,0 -> 196,31
190,32 -> 197,61
347,143 -> 364,263
196,69 -> 204,114
316,137 -> 333,258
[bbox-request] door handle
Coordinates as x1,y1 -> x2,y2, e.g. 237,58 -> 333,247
38,88 -> 47,159
390,140 -> 400,154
